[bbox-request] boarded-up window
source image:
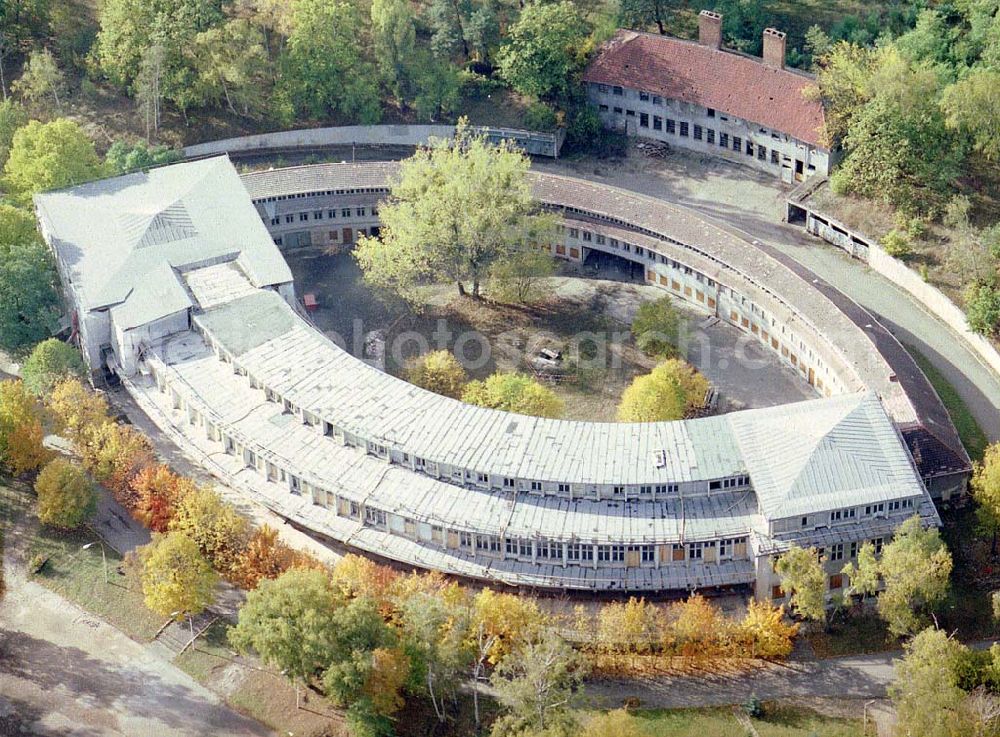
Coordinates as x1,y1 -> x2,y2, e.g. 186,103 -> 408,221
829,574 -> 843,590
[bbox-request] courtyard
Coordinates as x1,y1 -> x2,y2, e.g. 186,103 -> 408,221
287,250 -> 816,421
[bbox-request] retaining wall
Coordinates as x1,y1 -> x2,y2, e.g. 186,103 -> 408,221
787,186 -> 1000,382
184,124 -> 564,159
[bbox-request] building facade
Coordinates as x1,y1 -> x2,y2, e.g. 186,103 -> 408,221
584,12 -> 831,182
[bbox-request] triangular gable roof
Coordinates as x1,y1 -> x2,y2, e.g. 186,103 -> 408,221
729,392 -> 925,520
35,156 -> 292,315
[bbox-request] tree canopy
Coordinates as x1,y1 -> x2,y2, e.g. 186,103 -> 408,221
773,544 -> 827,623
616,359 -> 708,422
354,122 -> 552,301
405,350 -> 468,399
497,1 -> 586,101
0,204 -> 59,351
3,119 -> 103,199
139,531 -> 218,619
35,457 -> 95,529
21,338 -> 84,396
462,372 -> 563,418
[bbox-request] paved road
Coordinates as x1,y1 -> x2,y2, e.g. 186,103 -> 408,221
537,152 -> 1000,441
0,496 -> 273,737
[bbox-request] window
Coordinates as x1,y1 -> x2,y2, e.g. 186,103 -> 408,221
285,214 -> 294,224
530,481 -> 542,491
849,541 -> 858,558
801,516 -> 809,527
639,91 -> 649,101
341,208 -> 351,217
639,112 -> 649,128
270,216 -> 279,226
569,227 -> 578,238
365,507 -> 386,526
582,231 -> 592,242
706,128 -> 715,144
613,85 -> 623,96
358,207 -> 367,216
679,121 -> 689,137
613,106 -> 623,114
626,109 -> 635,117
653,115 -> 662,131
666,119 -> 675,134
745,139 -> 753,156
720,132 -> 729,148
328,209 -> 337,218
460,532 -> 473,549
612,485 -> 624,495
873,537 -> 884,555
568,543 -> 593,561
598,83 -> 608,93
771,150 -> 780,165
757,146 -> 767,161
599,104 -> 608,112
299,213 -> 309,222
830,543 -> 844,561
313,210 -> 323,219
732,136 -> 741,152
693,124 -> 702,140
707,107 -> 715,117
503,477 -> 515,488
652,96 -> 662,105
641,545 -> 655,563
558,483 -> 570,493
688,542 -> 703,559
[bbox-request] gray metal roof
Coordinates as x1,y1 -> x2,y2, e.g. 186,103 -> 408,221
35,156 -> 292,318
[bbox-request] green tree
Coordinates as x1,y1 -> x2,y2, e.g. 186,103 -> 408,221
405,350 -> 468,399
230,567 -> 342,685
188,19 -> 272,119
829,47 -> 964,215
773,545 -> 827,623
396,588 -> 471,723
139,532 -> 217,619
13,47 -> 64,107
490,632 -> 584,737
487,246 -> 557,304
21,338 -> 84,396
811,41 -> 879,147
355,122 -> 547,300
619,0 -> 674,35
412,52 -> 461,122
35,458 -> 95,529
0,99 -> 27,169
841,541 -> 880,601
462,372 -> 563,418
4,119 -> 103,199
877,515 -> 952,638
371,0 -> 416,101
631,297 -> 681,358
104,140 -> 181,176
974,444 -> 1000,555
616,359 -> 708,422
965,282 -> 1000,337
94,0 -> 224,95
497,1 -> 585,101
279,0 -> 381,122
890,627 -> 972,737
0,204 -> 59,350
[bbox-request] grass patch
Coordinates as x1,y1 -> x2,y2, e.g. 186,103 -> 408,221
0,479 -> 163,642
905,343 -> 989,461
625,704 -> 867,737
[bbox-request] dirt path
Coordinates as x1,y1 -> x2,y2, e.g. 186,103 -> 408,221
0,496 -> 273,737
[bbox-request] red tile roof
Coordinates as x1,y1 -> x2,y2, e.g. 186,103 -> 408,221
584,30 -> 827,148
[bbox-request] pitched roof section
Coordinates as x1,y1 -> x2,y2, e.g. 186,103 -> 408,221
584,30 -> 827,148
35,156 -> 292,316
729,392 -> 926,519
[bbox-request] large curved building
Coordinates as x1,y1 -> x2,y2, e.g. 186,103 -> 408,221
35,155 -> 968,599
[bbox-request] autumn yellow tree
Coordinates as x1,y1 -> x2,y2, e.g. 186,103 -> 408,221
47,378 -> 109,445
130,464 -> 196,532
331,553 -> 400,614
230,525 -> 324,590
79,421 -> 154,504
169,485 -> 250,572
35,458 -> 96,529
139,531 -> 217,620
471,588 -> 548,664
665,594 -> 730,658
462,372 -> 563,418
0,379 -> 48,475
405,350 -> 468,398
617,359 -> 710,422
596,597 -> 667,657
735,600 -> 799,658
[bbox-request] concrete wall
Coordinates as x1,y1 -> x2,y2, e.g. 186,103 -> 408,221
184,124 -> 565,159
588,83 -> 830,182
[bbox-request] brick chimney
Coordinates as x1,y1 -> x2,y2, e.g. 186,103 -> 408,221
698,10 -> 723,50
762,28 -> 786,69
